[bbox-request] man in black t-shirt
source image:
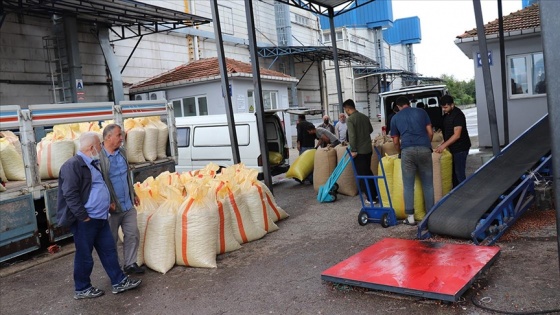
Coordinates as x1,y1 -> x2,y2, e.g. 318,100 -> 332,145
435,95 -> 471,187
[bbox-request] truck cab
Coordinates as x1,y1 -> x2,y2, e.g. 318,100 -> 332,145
379,84 -> 448,131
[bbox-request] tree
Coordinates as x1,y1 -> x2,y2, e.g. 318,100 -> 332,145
441,75 -> 476,105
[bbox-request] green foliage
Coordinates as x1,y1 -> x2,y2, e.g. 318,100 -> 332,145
441,74 -> 476,105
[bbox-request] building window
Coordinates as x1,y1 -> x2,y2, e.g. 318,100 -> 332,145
247,90 -> 278,112
294,13 -> 309,26
508,52 -> 546,97
218,5 -> 234,35
172,96 -> 208,117
323,31 -> 342,43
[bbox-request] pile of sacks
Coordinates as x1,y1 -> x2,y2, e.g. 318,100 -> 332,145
298,132 -> 451,221
374,131 -> 452,221
29,117 -> 169,180
0,131 -> 26,191
133,163 -> 289,274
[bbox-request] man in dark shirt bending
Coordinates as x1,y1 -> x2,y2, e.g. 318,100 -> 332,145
435,95 -> 471,187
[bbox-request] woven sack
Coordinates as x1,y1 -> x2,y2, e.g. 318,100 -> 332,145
313,147 -> 337,191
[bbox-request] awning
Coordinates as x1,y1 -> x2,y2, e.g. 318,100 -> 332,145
258,46 -> 378,66
274,0 -> 377,17
353,67 -> 415,77
1,0 -> 211,41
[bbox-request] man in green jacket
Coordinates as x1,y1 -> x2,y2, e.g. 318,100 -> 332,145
343,99 -> 377,204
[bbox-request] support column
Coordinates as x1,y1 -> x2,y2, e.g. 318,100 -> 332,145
98,26 -> 124,103
63,16 -> 83,103
328,7 -> 344,113
245,0 -> 272,191
211,0 -> 240,163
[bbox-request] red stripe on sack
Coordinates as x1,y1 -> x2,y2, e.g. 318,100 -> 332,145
255,184 -> 269,231
181,198 -> 195,265
217,201 -> 226,254
228,189 -> 248,243
266,191 -> 281,220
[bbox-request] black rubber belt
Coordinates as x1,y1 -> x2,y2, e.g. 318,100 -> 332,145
428,115 -> 551,239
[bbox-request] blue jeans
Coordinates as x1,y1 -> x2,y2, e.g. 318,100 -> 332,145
401,146 -> 434,215
71,219 -> 126,292
452,150 -> 469,187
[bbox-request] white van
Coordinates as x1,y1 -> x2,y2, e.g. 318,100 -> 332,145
175,112 -> 290,177
379,84 -> 448,130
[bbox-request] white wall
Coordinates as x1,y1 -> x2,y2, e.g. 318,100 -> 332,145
466,34 -> 547,147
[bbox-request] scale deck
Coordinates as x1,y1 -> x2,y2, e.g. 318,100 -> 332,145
321,238 -> 500,302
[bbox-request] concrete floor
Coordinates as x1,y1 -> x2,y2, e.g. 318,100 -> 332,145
0,132 -> 558,315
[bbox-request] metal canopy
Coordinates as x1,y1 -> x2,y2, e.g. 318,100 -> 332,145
258,46 -> 378,66
1,0 -> 211,41
353,67 -> 414,76
275,0 -> 376,17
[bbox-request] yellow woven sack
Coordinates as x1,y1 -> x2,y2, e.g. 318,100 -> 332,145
390,158 -> 426,220
377,154 -> 396,208
285,149 -> 316,181
269,151 -> 283,166
440,150 -> 453,196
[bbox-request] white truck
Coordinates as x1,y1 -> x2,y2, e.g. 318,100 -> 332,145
0,100 -> 177,262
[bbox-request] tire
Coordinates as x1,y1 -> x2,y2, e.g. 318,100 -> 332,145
381,213 -> 390,228
358,211 -> 368,226
329,192 -> 337,202
332,183 -> 339,191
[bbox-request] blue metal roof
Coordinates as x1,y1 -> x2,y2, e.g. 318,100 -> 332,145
382,16 -> 421,45
319,0 -> 393,29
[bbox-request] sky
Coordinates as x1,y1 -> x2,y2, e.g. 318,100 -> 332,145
391,0 -> 523,81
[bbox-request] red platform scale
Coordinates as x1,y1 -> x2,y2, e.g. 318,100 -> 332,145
321,238 -> 500,302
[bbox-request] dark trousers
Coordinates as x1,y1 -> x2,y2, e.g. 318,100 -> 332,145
452,150 -> 469,187
71,219 -> 126,292
354,152 -> 377,202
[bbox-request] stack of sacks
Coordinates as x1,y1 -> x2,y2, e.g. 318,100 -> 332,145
0,135 -> 25,181
334,144 -> 357,196
37,130 -> 75,180
431,130 -> 444,149
133,178 -> 164,267
0,131 -> 22,156
142,183 -> 183,274
123,118 -> 146,163
176,182 -> 220,268
138,118 -> 158,162
371,135 -> 399,176
377,150 -> 452,221
144,116 -> 169,160
313,146 -> 337,192
285,149 -> 315,182
432,150 -> 453,203
52,122 -> 102,154
134,163 -> 289,273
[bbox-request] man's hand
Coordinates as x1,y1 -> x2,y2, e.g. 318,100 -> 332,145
134,196 -> 140,207
84,217 -> 91,222
435,144 -> 445,153
351,151 -> 357,158
109,202 -> 116,212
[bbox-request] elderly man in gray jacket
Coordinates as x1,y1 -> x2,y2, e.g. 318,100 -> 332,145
99,124 -> 144,274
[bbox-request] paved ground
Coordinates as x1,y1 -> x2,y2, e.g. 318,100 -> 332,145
1,133 -> 558,315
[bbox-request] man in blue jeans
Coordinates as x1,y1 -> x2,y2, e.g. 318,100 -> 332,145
57,132 -> 142,300
390,96 -> 434,225
434,95 -> 471,187
100,124 -> 144,274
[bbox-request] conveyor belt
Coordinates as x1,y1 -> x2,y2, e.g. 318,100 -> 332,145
427,115 -> 551,239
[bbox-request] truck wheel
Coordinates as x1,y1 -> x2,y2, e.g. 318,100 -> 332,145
358,211 -> 368,226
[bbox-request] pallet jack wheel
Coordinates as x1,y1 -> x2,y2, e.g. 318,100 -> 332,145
332,183 -> 339,191
358,211 -> 368,226
380,213 -> 390,228
329,192 -> 337,202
